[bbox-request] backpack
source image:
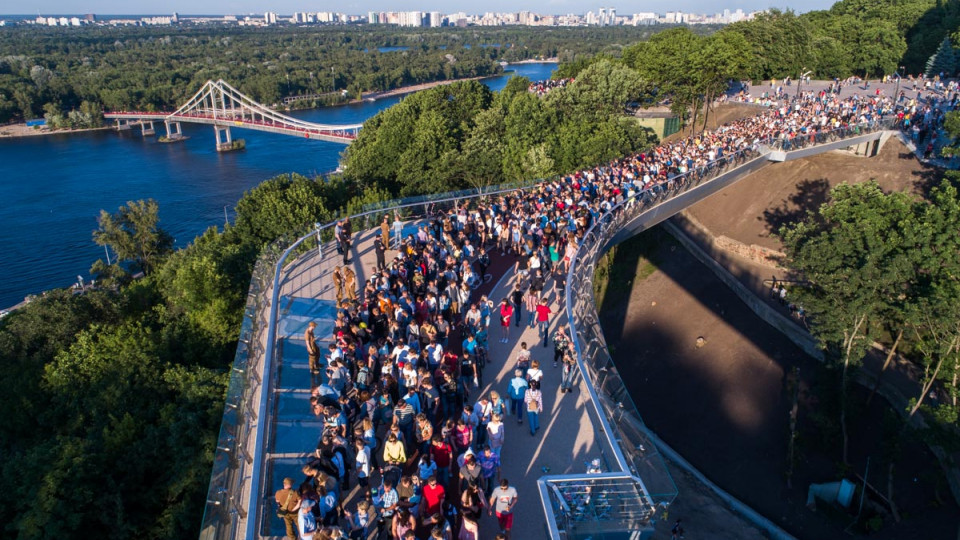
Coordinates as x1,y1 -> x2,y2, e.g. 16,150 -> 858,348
356,367 -> 371,388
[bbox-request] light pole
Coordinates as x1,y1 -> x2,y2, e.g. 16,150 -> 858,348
895,66 -> 904,103
797,70 -> 812,98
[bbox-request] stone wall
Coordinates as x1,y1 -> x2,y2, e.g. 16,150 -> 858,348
677,211 -> 786,270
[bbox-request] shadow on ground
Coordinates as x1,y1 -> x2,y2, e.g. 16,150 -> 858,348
596,227 -> 957,540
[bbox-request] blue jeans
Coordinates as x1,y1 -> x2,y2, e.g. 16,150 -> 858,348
511,398 -> 524,422
561,366 -> 575,390
527,411 -> 540,435
528,311 -> 536,327
538,320 -> 549,347
436,467 -> 449,488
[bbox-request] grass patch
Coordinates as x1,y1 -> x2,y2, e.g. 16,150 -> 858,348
593,227 -> 672,312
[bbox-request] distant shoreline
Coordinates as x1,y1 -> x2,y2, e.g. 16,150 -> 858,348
0,60 -> 560,140
0,124 -> 110,140
358,60 -> 558,101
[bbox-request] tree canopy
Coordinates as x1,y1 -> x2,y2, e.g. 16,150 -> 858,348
342,61 -> 655,197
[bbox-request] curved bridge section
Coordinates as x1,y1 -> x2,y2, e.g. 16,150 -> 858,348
199,108 -> 903,540
104,79 -> 363,149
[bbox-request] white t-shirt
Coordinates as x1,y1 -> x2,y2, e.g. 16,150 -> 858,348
355,446 -> 371,478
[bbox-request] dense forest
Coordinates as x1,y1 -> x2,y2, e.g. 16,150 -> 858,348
342,61 -> 655,196
2,1 -> 960,538
0,24 -> 691,124
0,174 -> 391,540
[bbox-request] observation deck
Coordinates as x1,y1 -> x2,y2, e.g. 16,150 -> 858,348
199,117 -> 902,540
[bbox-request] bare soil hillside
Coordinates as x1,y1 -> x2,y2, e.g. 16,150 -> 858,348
687,138 -> 936,250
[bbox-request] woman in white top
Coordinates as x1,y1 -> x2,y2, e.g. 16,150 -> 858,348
354,437 -> 371,488
526,359 -> 543,383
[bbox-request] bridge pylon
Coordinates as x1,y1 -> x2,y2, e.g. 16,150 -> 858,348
214,125 -> 234,152
164,121 -> 183,140
140,121 -> 155,136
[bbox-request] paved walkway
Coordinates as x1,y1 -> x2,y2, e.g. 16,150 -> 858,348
259,221 -> 602,539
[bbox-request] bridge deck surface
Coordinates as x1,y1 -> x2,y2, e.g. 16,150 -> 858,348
258,224 -> 602,540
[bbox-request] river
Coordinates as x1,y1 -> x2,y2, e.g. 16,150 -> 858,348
0,63 -> 557,309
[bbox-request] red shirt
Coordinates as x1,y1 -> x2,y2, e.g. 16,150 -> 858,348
431,442 -> 453,468
500,304 -> 513,325
422,483 -> 446,516
536,304 -> 551,322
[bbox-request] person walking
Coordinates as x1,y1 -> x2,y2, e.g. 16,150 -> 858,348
510,284 -> 524,329
524,287 -> 538,328
506,370 -> 528,425
498,299 -> 513,343
535,298 -> 552,348
274,477 -> 301,540
459,482 -> 485,540
523,380 -> 543,436
488,478 -> 518,540
553,327 -> 571,368
559,351 -> 577,394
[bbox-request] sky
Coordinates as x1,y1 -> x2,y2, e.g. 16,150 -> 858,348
4,0 -> 837,17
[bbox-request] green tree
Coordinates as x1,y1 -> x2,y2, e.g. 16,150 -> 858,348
726,10 -> 815,80
623,27 -> 702,122
92,199 -> 173,276
695,31 -> 754,130
780,182 -> 920,464
925,37 -> 958,77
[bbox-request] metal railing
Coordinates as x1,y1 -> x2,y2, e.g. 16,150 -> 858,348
203,112 -> 905,540
244,180 -> 552,540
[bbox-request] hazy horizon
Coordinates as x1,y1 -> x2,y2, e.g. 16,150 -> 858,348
1,0 -> 834,18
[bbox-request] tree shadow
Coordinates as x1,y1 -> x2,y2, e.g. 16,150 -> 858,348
909,157 -> 954,196
761,178 -> 831,237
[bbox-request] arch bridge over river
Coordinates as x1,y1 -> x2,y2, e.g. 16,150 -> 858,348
103,79 -> 363,150
200,114 -> 903,540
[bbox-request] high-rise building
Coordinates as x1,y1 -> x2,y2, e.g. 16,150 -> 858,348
368,11 -> 378,23
264,12 -> 277,24
429,11 -> 442,27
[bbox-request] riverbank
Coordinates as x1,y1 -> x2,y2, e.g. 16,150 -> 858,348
360,73 -> 500,101
511,57 -> 560,63
0,123 -> 110,139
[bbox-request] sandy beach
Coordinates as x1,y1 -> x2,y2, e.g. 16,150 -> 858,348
0,123 -> 110,140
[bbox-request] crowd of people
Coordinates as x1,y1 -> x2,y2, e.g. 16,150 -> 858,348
527,78 -> 572,96
272,84 -> 935,540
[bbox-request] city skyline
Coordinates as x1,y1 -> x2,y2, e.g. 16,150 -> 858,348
2,0 -> 836,17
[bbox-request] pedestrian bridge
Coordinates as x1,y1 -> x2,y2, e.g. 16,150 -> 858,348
104,80 -> 363,150
199,119 -> 899,540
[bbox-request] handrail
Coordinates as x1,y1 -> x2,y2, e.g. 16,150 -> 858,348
242,179 -> 549,539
